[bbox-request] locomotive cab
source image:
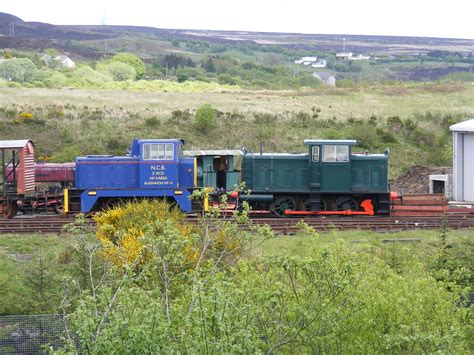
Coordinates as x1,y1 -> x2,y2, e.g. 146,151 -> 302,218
242,139 -> 391,216
69,138 -> 195,213
183,150 -> 242,190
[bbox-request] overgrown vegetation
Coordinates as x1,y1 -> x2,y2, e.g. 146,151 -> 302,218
1,85 -> 471,177
1,200 -> 472,352
1,44 -> 473,91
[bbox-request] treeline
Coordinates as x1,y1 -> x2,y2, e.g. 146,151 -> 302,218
0,48 -> 322,90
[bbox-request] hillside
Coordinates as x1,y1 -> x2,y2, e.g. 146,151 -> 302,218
1,12 -> 473,59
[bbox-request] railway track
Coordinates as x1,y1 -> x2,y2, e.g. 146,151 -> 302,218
2,214 -> 474,235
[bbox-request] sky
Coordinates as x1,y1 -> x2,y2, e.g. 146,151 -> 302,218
1,0 -> 473,39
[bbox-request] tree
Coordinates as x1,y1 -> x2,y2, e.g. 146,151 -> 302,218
3,50 -> 13,59
175,68 -> 189,83
195,103 -> 216,133
71,65 -> 112,85
112,53 -> 145,79
0,58 -> 38,82
201,56 -> 215,72
43,48 -> 61,68
102,62 -> 136,81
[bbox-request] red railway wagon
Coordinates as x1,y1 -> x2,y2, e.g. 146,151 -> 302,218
35,162 -> 75,184
1,140 -> 64,218
6,162 -> 75,185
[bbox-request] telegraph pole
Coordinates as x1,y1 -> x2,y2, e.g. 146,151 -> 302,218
100,9 -> 107,53
9,23 -> 15,38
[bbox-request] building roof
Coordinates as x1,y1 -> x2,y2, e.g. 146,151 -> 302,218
304,139 -> 357,145
312,72 -> 334,80
0,139 -> 34,149
450,119 -> 474,132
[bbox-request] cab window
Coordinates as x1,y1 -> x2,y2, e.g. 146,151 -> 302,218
322,145 -> 349,162
143,143 -> 175,160
312,146 -> 320,162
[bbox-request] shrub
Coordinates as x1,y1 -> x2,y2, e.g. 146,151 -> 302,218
65,235 -> 472,354
50,146 -> 82,162
218,73 -> 239,85
170,109 -> 191,123
46,71 -> 69,87
176,72 -> 189,83
0,58 -> 38,82
195,103 -> 216,133
71,66 -> 112,86
112,53 -> 146,79
101,62 -> 136,82
144,116 -> 161,128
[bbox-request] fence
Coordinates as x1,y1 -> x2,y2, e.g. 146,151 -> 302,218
0,314 -> 66,354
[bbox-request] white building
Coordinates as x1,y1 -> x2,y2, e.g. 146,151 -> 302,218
350,54 -> 371,61
312,71 -> 336,86
295,57 -> 326,67
42,54 -> 76,69
56,55 -> 75,69
336,52 -> 353,60
450,119 -> 474,202
311,59 -> 327,68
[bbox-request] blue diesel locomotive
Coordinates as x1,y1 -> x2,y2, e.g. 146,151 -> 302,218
65,139 -> 196,213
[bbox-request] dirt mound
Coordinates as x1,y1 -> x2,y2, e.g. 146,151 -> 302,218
391,165 -> 452,194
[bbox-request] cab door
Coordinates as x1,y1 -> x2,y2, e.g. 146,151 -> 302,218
309,145 -> 321,191
320,145 -> 351,192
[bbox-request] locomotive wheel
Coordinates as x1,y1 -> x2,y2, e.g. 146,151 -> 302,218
3,202 -> 18,219
303,199 -> 326,211
335,196 -> 359,211
54,203 -> 64,214
270,196 -> 296,217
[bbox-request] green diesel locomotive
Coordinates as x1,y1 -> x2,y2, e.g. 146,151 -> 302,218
186,139 -> 391,216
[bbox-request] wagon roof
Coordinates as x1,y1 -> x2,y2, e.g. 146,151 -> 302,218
0,139 -> 34,149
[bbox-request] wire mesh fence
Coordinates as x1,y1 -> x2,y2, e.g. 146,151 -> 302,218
0,314 -> 66,354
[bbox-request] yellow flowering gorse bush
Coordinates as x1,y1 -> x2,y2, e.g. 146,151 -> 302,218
94,199 -> 199,269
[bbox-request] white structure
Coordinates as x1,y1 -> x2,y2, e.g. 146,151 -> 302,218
42,54 -> 76,69
56,55 -> 75,69
295,57 -> 326,67
311,59 -> 327,68
450,119 -> 474,202
336,52 -> 353,60
429,174 -> 453,199
350,54 -> 371,61
312,72 -> 336,86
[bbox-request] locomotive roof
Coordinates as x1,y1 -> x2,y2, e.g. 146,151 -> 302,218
304,139 -> 357,145
183,150 -> 243,156
135,139 -> 183,143
0,139 -> 34,149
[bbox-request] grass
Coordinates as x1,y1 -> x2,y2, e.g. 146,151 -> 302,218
1,83 -> 472,121
255,228 -> 474,257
